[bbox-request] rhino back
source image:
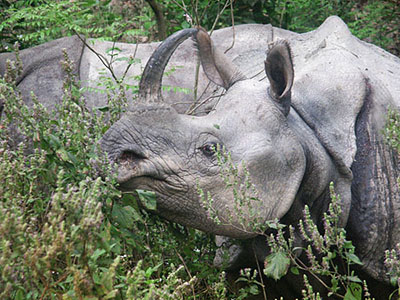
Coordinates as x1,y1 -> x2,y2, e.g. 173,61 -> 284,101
348,78 -> 400,283
0,36 -> 85,110
290,17 -> 400,283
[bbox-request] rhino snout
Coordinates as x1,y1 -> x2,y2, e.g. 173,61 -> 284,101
116,149 -> 147,183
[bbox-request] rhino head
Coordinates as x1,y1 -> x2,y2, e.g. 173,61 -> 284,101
100,28 -> 306,239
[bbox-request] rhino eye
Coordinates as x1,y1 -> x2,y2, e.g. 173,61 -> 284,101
200,142 -> 218,157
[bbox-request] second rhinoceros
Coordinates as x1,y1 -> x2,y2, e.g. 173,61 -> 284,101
99,16 -> 400,297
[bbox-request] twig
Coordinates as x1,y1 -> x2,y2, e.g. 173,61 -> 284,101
210,0 -> 231,35
224,0 -> 235,54
194,0 -> 199,26
186,87 -> 225,115
120,41 -> 140,83
279,1 -> 287,28
175,249 -> 196,299
72,30 -> 119,83
171,0 -> 194,26
39,272 -> 69,300
253,244 -> 268,300
109,39 -> 117,66
200,1 -> 212,22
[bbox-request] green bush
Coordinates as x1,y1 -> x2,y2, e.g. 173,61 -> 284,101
1,1 -> 399,55
0,48 -> 225,299
0,0 -> 153,52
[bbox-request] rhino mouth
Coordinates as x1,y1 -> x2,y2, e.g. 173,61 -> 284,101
115,149 -> 186,197
116,149 -> 158,184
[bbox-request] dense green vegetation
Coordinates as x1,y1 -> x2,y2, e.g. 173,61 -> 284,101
1,1 -> 400,299
0,0 -> 399,55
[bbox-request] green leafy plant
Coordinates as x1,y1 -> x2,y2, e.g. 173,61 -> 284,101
261,184 -> 369,300
199,143 -> 371,299
198,145 -> 267,235
0,45 -> 225,299
258,186 -> 367,300
198,143 -> 371,299
0,0 -> 151,51
384,108 -> 400,152
385,243 -> 400,299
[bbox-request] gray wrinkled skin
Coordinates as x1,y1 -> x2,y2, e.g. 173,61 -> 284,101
2,16 -> 400,297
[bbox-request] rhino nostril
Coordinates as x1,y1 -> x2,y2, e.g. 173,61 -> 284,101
116,149 -> 161,184
118,150 -> 146,165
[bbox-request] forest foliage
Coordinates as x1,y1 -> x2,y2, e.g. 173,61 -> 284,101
0,0 -> 399,55
1,1 -> 400,299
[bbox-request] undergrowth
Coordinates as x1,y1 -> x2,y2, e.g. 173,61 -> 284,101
0,46 -> 224,300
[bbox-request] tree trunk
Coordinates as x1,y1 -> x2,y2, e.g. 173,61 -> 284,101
145,0 -> 167,40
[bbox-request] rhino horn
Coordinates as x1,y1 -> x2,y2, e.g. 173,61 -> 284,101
264,40 -> 294,116
139,28 -> 198,102
194,27 -> 246,89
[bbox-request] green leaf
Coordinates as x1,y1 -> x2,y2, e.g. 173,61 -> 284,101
344,283 -> 362,300
121,193 -> 138,208
106,47 -> 121,54
104,290 -> 118,299
235,277 -> 249,283
346,275 -> 362,283
136,189 -> 157,210
145,263 -> 162,278
343,240 -> 354,249
65,275 -> 74,283
249,285 -> 259,295
93,272 -> 101,285
180,21 -> 190,29
346,253 -> 363,265
290,266 -> 299,275
91,248 -> 106,262
15,290 -> 24,300
66,151 -> 79,165
56,149 -> 69,161
327,251 -> 336,260
331,277 -> 339,293
114,56 -> 130,62
390,276 -> 398,287
213,124 -> 220,130
144,21 -> 154,30
71,224 -> 80,237
263,251 -> 290,280
266,220 -> 285,230
125,29 -> 144,36
112,203 -> 141,228
48,134 -> 61,149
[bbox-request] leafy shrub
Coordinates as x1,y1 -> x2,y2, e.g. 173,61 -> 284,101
2,1 -> 399,55
384,108 -> 400,152
0,47 -> 225,299
201,145 -> 371,299
347,1 -> 400,56
0,0 -> 153,52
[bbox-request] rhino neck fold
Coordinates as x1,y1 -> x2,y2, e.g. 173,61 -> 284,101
284,107 -> 339,226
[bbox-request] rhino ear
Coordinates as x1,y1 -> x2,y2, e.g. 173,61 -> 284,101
264,40 -> 294,116
194,27 -> 246,89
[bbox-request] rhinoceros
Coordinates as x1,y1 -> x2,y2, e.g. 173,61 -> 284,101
98,17 -> 400,298
1,16 -> 400,298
